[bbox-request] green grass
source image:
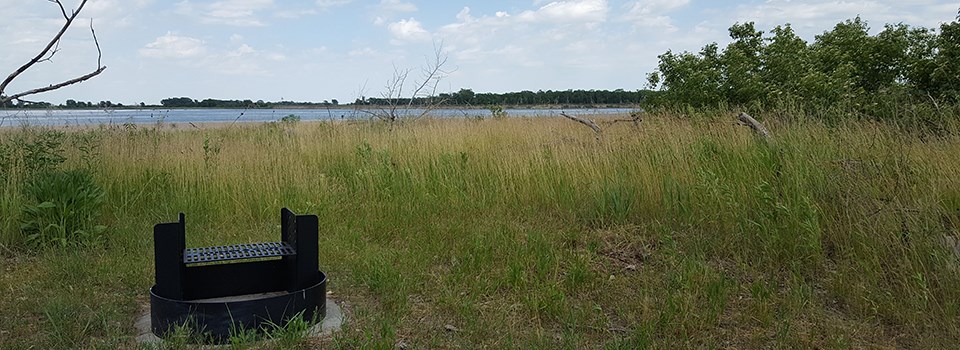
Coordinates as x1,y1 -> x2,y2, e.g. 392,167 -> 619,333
2,113 -> 960,348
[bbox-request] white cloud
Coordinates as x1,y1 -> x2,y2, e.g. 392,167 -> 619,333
227,43 -> 256,57
734,0 -> 959,35
625,0 -> 690,16
348,47 -> 378,57
388,18 -> 431,44
212,44 -> 287,74
275,9 -> 318,19
316,0 -> 353,9
139,33 -> 287,76
517,0 -> 608,23
436,4 -> 616,74
621,0 -> 690,30
139,33 -> 207,58
456,7 -> 473,22
83,0 -> 154,27
378,0 -> 417,13
738,0 -> 888,24
176,0 -> 275,27
370,0 -> 418,25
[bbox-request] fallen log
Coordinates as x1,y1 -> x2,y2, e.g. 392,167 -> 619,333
737,112 -> 771,141
560,112 -> 602,140
605,110 -> 643,127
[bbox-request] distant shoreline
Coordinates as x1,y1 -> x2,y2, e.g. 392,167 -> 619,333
0,112 -> 635,131
0,107 -> 637,129
0,103 -> 645,112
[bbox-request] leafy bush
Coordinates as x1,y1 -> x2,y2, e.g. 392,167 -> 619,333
647,14 -> 960,131
20,169 -> 106,248
489,106 -> 508,120
280,114 -> 301,123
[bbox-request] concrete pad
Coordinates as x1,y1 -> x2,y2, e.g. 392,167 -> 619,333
135,298 -> 344,346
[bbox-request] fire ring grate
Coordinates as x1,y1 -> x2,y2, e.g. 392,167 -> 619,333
183,242 -> 296,264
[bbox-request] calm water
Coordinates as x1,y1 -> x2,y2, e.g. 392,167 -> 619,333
0,107 -> 636,127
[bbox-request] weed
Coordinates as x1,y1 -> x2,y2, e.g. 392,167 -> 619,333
489,105 -> 508,120
0,128 -> 66,181
589,181 -> 635,226
20,169 -> 106,248
262,311 -> 314,348
202,135 -> 222,166
280,114 -> 302,124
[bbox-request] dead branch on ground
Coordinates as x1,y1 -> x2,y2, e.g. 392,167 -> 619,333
560,112 -> 602,140
602,110 -> 644,127
737,112 -> 771,141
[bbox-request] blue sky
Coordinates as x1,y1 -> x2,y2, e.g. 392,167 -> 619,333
2,0 -> 958,105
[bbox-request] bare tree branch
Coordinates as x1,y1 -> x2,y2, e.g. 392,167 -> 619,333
50,0 -> 69,20
5,66 -> 106,103
13,98 -> 45,105
367,41 -> 453,124
90,18 -> 102,68
35,40 -> 61,65
409,42 -> 451,119
382,64 -> 410,122
560,112 -> 602,140
1,0 -> 106,105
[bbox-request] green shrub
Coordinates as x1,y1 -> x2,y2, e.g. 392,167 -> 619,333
489,106 -> 508,120
20,169 -> 106,248
280,114 -> 302,123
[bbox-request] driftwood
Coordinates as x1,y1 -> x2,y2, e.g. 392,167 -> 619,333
737,112 -> 771,141
605,110 -> 643,127
560,112 -> 602,140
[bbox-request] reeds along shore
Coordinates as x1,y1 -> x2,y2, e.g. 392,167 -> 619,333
1,113 -> 960,347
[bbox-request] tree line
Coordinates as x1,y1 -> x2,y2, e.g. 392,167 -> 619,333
1,99 -> 132,109
646,12 -> 960,125
4,89 -> 652,110
159,97 -> 341,108
358,88 -> 652,107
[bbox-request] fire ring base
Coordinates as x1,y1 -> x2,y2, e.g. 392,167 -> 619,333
149,271 -> 327,342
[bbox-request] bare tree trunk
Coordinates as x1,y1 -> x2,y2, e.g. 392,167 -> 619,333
737,112 -> 772,141
560,112 -> 602,140
0,1 -> 106,105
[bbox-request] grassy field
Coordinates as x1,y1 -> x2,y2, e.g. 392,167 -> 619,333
2,113 -> 960,348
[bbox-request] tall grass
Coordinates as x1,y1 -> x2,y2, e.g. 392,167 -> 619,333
1,114 -> 960,348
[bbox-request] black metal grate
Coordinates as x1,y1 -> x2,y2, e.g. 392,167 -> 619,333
184,242 -> 295,264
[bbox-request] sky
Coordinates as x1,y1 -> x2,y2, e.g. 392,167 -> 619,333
1,0 -> 958,106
